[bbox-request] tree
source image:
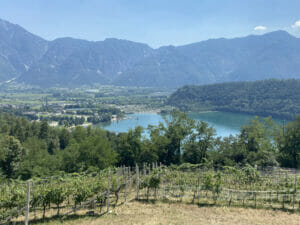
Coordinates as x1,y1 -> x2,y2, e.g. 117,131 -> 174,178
148,123 -> 170,165
183,121 -> 216,164
18,137 -> 54,179
139,139 -> 159,164
0,135 -> 23,178
76,129 -> 117,170
211,135 -> 248,167
39,121 -> 49,140
117,126 -> 144,166
239,117 -> 278,167
278,115 -> 300,168
59,128 -> 71,149
162,110 -> 194,164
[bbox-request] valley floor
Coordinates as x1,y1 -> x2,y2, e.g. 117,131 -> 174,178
35,201 -> 300,225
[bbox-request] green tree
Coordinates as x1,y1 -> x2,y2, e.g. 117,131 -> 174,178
148,110 -> 194,165
59,128 -> 71,149
76,129 -> 117,170
239,117 -> 278,167
183,121 -> 216,164
39,121 -> 49,140
118,126 -> 144,166
18,137 -> 55,179
278,115 -> 300,168
0,135 -> 24,178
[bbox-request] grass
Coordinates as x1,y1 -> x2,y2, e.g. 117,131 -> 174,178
30,200 -> 300,225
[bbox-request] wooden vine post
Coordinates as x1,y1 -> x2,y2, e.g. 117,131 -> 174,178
276,173 -> 279,201
129,167 -> 132,191
197,175 -> 201,204
143,163 -> 146,176
25,180 -> 31,225
124,167 -> 128,202
269,191 -> 272,208
136,164 -> 140,200
282,191 -> 285,209
293,174 -> 297,209
228,190 -> 232,206
107,168 -> 111,212
116,167 -> 120,190
254,192 -> 257,208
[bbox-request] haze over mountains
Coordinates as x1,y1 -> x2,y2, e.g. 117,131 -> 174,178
1,18 -> 300,88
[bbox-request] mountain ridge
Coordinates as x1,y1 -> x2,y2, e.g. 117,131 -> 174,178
0,18 -> 300,88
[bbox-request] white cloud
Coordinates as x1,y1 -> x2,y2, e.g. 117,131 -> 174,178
254,26 -> 267,31
292,20 -> 300,28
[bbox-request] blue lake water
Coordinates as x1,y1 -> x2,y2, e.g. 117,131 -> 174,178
98,111 -> 264,138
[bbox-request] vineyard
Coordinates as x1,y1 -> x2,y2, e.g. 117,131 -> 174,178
1,164 -> 300,224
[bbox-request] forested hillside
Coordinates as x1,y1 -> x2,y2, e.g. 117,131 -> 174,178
1,110 -> 300,180
168,79 -> 300,119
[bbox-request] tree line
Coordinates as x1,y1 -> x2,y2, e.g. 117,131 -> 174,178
168,79 -> 300,120
0,110 -> 299,180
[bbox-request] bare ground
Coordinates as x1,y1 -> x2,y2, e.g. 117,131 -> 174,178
33,201 -> 300,225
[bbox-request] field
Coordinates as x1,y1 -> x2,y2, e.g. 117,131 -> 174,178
34,201 -> 300,225
0,85 -> 173,127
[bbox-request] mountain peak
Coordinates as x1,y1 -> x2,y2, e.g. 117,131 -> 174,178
262,30 -> 295,39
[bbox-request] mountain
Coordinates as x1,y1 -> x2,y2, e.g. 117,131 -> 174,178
0,18 -> 300,87
167,79 -> 300,119
0,19 -> 48,82
20,38 -> 153,87
114,46 -> 206,87
115,30 -> 300,87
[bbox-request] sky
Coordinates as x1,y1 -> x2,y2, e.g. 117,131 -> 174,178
1,0 -> 300,48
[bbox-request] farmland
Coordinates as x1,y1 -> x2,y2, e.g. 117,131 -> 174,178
0,85 -> 172,127
1,164 -> 300,224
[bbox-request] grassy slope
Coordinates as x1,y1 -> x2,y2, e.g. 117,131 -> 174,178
35,201 -> 300,225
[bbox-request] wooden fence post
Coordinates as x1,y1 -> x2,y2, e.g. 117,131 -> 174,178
124,167 -> 128,202
136,164 -> 140,200
107,168 -> 111,212
197,177 -> 200,204
282,191 -> 285,209
293,174 -> 297,209
129,167 -> 132,191
276,174 -> 279,202
25,180 -> 30,225
228,190 -> 232,206
269,191 -> 272,208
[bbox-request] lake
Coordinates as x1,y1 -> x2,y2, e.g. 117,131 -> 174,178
98,111 -> 263,138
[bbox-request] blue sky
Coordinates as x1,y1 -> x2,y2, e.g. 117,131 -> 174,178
1,0 -> 300,47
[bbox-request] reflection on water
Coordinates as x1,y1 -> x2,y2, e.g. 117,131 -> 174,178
96,111 -> 263,138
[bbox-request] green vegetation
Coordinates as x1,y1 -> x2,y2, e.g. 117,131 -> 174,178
1,164 -> 300,224
168,79 -> 300,120
0,110 -> 300,181
0,170 -> 113,221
